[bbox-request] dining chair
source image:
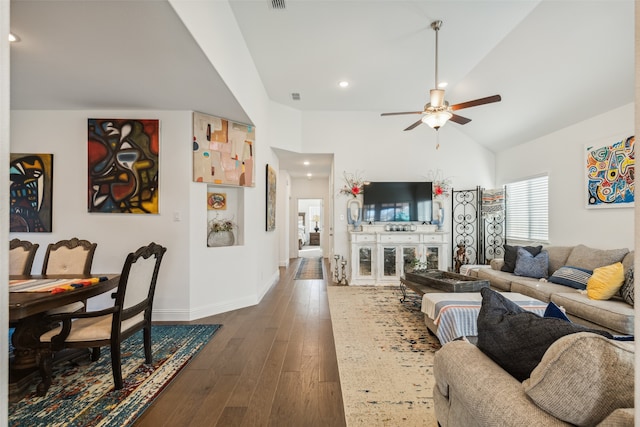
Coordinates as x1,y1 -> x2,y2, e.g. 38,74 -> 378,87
42,237 -> 98,314
9,238 -> 40,276
37,242 -> 167,395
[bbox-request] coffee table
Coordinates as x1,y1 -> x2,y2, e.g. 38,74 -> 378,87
400,269 -> 489,302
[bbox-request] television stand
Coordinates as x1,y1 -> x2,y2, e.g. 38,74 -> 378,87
348,226 -> 450,285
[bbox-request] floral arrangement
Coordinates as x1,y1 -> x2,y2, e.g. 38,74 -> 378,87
339,171 -> 366,198
432,175 -> 453,199
208,217 -> 236,233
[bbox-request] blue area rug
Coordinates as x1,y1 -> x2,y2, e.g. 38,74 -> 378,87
9,324 -> 221,427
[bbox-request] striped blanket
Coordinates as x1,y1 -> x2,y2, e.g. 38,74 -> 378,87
9,277 -> 109,294
422,292 -> 547,344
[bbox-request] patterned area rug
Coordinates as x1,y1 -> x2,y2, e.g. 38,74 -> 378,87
328,286 -> 441,426
295,257 -> 324,279
9,324 -> 221,427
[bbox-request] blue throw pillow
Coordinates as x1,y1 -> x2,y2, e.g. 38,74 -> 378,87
501,244 -> 543,273
543,302 -> 571,322
514,247 -> 549,279
548,266 -> 592,290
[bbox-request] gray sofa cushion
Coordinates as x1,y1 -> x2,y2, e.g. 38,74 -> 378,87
565,244 -> 629,271
510,279 -> 580,303
544,246 -> 575,276
477,268 -> 514,291
476,289 -> 612,382
523,333 -> 634,426
551,292 -> 635,335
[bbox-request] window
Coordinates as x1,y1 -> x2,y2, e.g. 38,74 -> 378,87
505,175 -> 549,242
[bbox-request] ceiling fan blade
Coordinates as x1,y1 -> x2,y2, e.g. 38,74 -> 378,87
450,114 -> 471,125
381,111 -> 423,116
450,95 -> 501,111
404,119 -> 423,131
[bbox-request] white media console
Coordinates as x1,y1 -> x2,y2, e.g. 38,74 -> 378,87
348,224 -> 450,285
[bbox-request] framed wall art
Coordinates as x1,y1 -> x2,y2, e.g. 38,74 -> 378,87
207,192 -> 227,210
585,135 -> 634,209
266,164 -> 277,231
10,153 -> 54,232
88,118 -> 160,214
193,112 -> 255,187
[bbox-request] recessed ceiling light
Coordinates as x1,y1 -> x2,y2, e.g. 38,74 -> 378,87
339,81 -> 349,88
438,82 -> 448,88
303,161 -> 310,166
306,173 -> 312,177
8,33 -> 20,43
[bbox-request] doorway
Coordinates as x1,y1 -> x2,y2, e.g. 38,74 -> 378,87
297,198 -> 323,258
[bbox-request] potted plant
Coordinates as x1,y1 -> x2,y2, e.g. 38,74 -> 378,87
207,217 -> 236,247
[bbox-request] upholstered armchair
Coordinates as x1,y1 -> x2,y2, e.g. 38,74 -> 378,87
38,242 -> 167,395
9,238 -> 40,276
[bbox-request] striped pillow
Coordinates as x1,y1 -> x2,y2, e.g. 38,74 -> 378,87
548,266 -> 593,290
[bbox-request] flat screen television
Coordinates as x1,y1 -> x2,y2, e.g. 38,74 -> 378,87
363,181 -> 433,222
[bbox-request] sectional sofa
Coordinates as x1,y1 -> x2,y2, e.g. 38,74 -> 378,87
474,244 -> 634,335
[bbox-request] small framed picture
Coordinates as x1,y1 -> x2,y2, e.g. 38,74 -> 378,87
207,192 -> 227,210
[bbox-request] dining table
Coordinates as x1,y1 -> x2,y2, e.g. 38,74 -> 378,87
8,273 -> 120,401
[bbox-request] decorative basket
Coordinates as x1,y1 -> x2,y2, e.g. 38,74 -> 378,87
208,230 -> 235,247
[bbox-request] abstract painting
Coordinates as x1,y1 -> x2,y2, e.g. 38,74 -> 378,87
193,112 -> 255,187
586,135 -> 635,208
88,119 -> 160,214
266,164 -> 277,231
207,192 -> 227,210
10,153 -> 54,232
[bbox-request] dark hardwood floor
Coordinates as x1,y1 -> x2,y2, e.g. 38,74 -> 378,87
135,258 -> 346,427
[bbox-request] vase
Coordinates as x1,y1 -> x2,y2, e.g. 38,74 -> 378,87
208,230 -> 235,247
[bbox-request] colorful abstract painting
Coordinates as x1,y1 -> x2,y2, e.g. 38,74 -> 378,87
207,192 -> 226,210
586,135 -> 634,208
266,164 -> 277,231
192,112 -> 255,187
10,153 -> 54,232
88,119 -> 160,214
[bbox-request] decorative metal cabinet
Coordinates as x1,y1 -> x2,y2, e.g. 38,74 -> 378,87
349,228 -> 449,285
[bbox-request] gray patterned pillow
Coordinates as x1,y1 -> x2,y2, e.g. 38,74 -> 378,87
619,267 -> 634,306
514,247 -> 549,279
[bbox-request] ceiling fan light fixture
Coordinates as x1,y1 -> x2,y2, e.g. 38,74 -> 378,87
422,111 -> 452,130
430,89 -> 446,108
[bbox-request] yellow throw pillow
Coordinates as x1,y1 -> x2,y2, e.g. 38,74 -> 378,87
586,262 -> 625,300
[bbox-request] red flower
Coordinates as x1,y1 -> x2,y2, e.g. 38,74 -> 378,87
351,186 -> 360,195
435,186 -> 443,196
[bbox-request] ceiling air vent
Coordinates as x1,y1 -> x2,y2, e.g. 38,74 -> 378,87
271,0 -> 286,10
291,93 -> 301,101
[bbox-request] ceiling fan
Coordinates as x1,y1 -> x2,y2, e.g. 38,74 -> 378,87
381,20 -> 501,131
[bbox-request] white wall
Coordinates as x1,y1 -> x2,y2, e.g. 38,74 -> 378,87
496,103 -> 635,250
1,0 -> 10,418
301,110 -> 496,260
277,169 -> 291,267
10,110 -> 193,316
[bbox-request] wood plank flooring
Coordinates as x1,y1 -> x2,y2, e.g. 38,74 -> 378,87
135,259 -> 346,427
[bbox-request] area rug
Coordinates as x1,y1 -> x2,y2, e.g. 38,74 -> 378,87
9,324 -> 221,427
328,286 -> 440,426
295,256 -> 324,279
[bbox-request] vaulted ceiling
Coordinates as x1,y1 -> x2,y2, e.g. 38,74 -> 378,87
9,0 -> 634,176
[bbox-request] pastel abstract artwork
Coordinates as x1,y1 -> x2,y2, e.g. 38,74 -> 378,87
193,112 -> 255,187
586,135 -> 635,208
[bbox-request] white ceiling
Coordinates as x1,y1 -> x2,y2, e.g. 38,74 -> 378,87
9,0 -> 635,178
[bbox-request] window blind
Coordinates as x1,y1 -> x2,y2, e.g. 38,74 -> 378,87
505,175 -> 549,242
